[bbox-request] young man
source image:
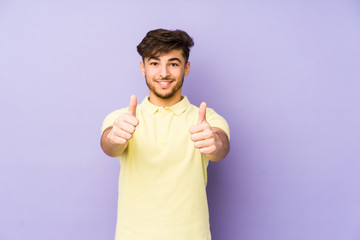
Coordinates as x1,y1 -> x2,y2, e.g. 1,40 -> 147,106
100,29 -> 230,240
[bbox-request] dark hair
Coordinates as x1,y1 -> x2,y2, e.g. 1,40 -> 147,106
137,29 -> 194,62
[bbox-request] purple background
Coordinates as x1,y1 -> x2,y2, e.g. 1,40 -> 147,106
1,1 -> 360,239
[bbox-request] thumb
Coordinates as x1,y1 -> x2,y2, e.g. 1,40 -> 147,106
198,102 -> 207,123
128,95 -> 137,117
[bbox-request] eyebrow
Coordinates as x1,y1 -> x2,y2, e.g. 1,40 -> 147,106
169,58 -> 182,63
147,57 -> 182,63
147,57 -> 160,62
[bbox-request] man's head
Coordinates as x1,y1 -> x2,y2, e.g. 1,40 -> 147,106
138,29 -> 194,105
137,29 -> 194,63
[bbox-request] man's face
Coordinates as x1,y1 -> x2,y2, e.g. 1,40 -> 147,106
140,49 -> 190,100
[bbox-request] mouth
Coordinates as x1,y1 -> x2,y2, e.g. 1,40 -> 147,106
156,80 -> 174,88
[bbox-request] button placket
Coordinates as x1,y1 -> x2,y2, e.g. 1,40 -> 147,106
159,108 -> 171,144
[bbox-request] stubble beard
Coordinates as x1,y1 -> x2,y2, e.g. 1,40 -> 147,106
145,76 -> 184,99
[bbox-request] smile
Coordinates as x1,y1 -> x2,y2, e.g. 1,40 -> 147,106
156,81 -> 173,88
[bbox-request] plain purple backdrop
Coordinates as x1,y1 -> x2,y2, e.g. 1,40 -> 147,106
1,1 -> 360,240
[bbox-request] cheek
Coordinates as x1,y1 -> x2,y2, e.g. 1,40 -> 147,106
144,69 -> 157,78
171,69 -> 185,78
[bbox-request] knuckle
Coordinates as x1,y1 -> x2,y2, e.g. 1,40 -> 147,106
119,130 -> 130,140
190,134 -> 196,141
118,121 -> 126,129
190,125 -> 197,133
113,120 -> 120,127
129,126 -> 136,134
125,133 -> 132,140
115,137 -> 127,145
115,121 -> 125,130
206,131 -> 213,138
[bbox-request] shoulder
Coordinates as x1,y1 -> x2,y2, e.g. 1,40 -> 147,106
105,107 -> 129,119
187,102 -> 225,120
206,108 -> 230,139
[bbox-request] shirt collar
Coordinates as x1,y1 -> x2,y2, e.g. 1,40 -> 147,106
141,96 -> 190,116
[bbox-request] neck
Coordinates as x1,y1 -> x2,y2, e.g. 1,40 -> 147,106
148,91 -> 183,107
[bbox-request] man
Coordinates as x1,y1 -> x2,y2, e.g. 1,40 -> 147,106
100,29 -> 230,240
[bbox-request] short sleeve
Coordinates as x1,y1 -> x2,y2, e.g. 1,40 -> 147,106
101,108 -> 128,135
206,108 -> 230,140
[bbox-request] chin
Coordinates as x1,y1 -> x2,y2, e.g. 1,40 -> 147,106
154,91 -> 176,99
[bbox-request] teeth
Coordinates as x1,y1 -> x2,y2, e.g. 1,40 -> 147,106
159,81 -> 171,87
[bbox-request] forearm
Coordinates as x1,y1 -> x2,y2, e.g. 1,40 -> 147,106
206,128 -> 230,162
101,127 -> 128,157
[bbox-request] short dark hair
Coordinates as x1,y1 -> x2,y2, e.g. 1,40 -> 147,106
137,29 -> 194,62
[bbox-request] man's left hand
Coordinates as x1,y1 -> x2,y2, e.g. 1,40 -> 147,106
189,102 -> 218,155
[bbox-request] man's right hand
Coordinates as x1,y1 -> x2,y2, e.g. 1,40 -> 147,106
101,95 -> 139,157
107,95 -> 139,145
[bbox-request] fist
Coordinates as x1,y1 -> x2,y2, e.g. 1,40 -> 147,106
107,95 -> 139,145
189,102 -> 218,154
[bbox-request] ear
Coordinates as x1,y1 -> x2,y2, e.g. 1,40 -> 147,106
184,61 -> 190,77
140,61 -> 145,77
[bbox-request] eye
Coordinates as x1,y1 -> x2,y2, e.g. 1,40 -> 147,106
149,62 -> 158,66
170,63 -> 179,67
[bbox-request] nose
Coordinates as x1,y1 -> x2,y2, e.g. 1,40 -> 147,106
159,64 -> 170,78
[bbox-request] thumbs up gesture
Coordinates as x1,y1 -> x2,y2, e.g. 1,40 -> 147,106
107,95 -> 139,145
189,102 -> 218,155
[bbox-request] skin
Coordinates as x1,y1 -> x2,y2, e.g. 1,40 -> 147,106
140,49 -> 190,107
101,49 -> 229,161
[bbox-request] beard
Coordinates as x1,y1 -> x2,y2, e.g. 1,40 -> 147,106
145,76 -> 184,99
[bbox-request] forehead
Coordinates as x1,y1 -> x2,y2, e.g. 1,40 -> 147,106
147,49 -> 185,61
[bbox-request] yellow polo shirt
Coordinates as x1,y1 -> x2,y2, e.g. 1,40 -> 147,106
101,96 -> 230,240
